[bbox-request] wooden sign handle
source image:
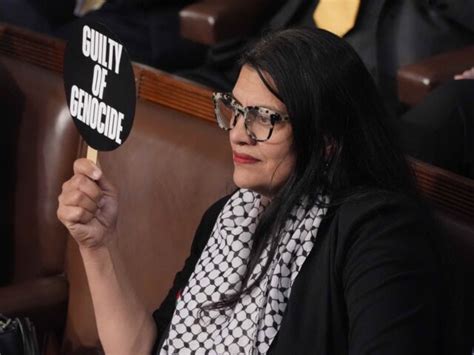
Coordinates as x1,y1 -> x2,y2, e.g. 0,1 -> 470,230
87,146 -> 98,164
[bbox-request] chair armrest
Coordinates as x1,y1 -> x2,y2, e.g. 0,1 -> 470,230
0,276 -> 69,354
179,0 -> 272,45
0,275 -> 68,333
397,46 -> 474,106
0,275 -> 68,315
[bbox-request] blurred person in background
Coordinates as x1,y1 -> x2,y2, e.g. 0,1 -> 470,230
399,68 -> 474,179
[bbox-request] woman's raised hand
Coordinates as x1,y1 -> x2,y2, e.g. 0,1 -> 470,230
57,158 -> 119,249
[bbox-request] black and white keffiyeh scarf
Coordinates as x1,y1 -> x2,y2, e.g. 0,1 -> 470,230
160,189 -> 327,354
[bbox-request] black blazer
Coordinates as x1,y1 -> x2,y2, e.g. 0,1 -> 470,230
152,190 -> 470,354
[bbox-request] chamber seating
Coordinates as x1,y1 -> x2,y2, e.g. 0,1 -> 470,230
0,24 -> 472,354
0,23 -> 78,342
397,45 -> 474,106
179,0 -> 272,45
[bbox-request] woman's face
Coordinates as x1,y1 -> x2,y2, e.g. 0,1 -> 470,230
230,65 -> 295,198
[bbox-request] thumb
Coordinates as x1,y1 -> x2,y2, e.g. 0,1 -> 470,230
92,157 -> 116,194
96,172 -> 117,195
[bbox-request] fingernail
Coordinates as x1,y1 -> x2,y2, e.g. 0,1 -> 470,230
92,169 -> 102,180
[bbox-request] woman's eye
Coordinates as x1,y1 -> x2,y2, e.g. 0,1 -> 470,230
257,114 -> 272,125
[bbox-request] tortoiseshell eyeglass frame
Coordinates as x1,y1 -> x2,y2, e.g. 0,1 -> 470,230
212,92 -> 290,142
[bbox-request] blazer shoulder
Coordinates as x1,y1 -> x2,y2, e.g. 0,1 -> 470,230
336,190 -> 424,228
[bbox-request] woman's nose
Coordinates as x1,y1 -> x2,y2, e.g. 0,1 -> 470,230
229,113 -> 254,145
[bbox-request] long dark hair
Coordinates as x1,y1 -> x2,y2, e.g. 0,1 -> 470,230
209,27 -> 417,310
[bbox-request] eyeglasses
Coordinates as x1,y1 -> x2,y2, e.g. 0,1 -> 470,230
212,92 -> 290,142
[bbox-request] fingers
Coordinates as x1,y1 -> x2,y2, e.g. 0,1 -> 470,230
58,174 -> 101,227
454,70 -> 467,80
96,171 -> 117,195
57,205 -> 94,225
59,188 -> 99,214
454,67 -> 474,80
73,158 -> 116,195
74,158 -> 102,181
58,158 -> 118,230
62,173 -> 103,203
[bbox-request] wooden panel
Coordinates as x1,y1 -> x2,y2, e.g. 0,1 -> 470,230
136,66 -> 215,124
410,158 -> 474,223
0,24 -> 65,73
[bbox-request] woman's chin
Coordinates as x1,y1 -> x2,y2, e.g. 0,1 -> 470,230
233,175 -> 270,197
233,173 -> 259,192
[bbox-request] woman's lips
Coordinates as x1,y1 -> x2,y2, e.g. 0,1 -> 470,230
233,152 -> 260,164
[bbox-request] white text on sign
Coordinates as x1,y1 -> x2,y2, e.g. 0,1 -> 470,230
82,25 -> 123,74
70,85 -> 124,144
68,25 -> 126,144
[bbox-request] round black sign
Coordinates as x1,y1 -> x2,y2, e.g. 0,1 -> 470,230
64,20 -> 135,151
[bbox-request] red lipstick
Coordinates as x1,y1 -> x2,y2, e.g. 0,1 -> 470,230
233,152 -> 260,164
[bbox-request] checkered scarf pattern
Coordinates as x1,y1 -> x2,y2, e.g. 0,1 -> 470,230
161,189 -> 327,354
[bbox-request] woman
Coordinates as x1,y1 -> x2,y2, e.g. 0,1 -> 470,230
57,28 -> 458,354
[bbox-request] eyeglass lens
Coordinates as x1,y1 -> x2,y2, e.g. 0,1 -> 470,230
216,97 -> 272,141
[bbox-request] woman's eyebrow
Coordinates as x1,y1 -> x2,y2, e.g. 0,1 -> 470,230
230,92 -> 243,105
231,92 -> 286,114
